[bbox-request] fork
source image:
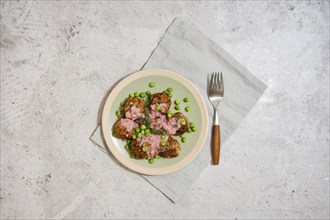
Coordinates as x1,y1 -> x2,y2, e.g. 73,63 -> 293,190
208,72 -> 224,165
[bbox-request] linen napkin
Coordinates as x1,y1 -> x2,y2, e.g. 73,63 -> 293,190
90,17 -> 267,202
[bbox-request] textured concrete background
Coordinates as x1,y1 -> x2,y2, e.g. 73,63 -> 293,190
0,1 -> 329,219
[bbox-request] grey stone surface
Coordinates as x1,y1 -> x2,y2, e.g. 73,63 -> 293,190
1,1 -> 329,219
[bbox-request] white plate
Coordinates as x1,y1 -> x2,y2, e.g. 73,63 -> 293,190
102,69 -> 208,175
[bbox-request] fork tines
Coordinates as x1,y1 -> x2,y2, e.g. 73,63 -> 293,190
210,72 -> 224,91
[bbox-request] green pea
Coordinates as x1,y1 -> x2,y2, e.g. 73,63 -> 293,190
124,144 -> 129,150
161,141 -> 167,146
156,105 -> 162,111
167,113 -> 172,118
161,134 -> 166,140
148,158 -> 154,164
134,92 -> 139,97
181,137 -> 187,143
146,156 -> 151,160
174,100 -> 180,105
146,90 -> 151,95
145,131 -> 151,137
174,105 -> 180,110
135,127 -> 140,133
167,87 -> 173,92
191,127 -> 197,132
115,110 -> 121,116
130,153 -> 134,159
132,134 -> 137,139
126,139 -> 131,144
183,97 -> 190,102
142,146 -> 148,152
149,82 -> 155,88
139,92 -> 146,98
120,101 -> 125,106
140,125 -> 147,130
129,93 -> 135,98
190,122 -> 195,128
180,134 -> 185,138
188,128 -> 192,133
169,93 -> 173,97
141,130 -> 145,135
155,154 -> 161,159
180,120 -> 186,125
185,106 -> 191,112
137,133 -> 142,138
145,129 -> 150,134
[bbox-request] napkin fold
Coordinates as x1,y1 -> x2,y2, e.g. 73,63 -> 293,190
90,18 -> 267,202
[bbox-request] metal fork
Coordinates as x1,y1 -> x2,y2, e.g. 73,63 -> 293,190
208,72 -> 224,165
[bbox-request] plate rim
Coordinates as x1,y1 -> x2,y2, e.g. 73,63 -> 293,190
101,68 -> 208,175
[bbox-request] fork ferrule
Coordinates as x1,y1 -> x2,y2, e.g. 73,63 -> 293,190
213,106 -> 219,125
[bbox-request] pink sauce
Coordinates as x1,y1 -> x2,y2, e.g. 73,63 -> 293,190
125,106 -> 144,120
120,118 -> 137,132
150,103 -> 168,114
163,117 -> 181,135
149,104 -> 181,135
137,134 -> 166,158
150,115 -> 166,130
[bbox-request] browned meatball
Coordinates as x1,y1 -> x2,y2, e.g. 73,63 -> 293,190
159,137 -> 181,158
130,139 -> 148,159
150,92 -> 171,114
113,118 -> 137,139
124,97 -> 145,117
172,112 -> 189,136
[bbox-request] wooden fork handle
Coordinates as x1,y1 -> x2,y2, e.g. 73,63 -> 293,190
212,125 -> 220,165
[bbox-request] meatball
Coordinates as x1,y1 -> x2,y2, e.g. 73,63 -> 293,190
124,97 -> 145,119
172,112 -> 189,136
150,92 -> 171,114
130,139 -> 148,159
113,118 -> 137,139
159,137 -> 181,158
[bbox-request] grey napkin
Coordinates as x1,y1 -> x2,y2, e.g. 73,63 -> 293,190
90,18 -> 267,202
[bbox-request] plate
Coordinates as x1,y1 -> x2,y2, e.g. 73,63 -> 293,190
101,69 -> 208,175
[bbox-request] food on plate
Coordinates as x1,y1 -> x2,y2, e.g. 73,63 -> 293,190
129,139 -> 148,159
113,118 -> 137,139
124,97 -> 145,120
112,84 -> 196,164
150,92 -> 171,114
159,137 -> 181,158
171,112 -> 189,136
